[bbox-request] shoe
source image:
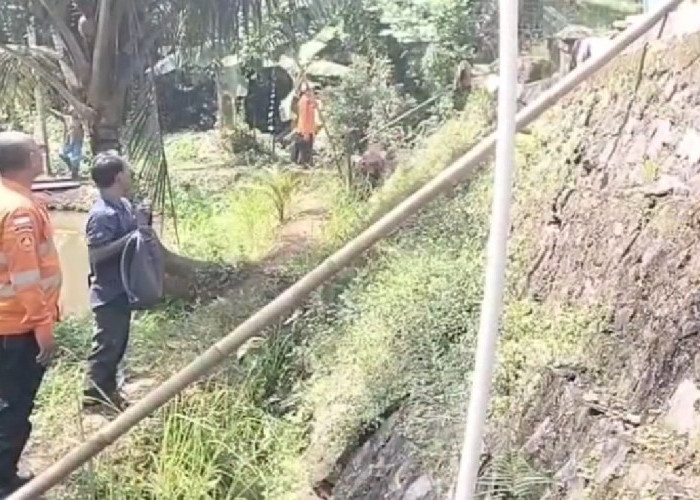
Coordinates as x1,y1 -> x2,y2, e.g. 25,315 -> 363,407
83,391 -> 129,414
0,473 -> 33,499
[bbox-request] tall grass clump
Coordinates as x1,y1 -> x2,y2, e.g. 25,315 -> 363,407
171,177 -> 280,263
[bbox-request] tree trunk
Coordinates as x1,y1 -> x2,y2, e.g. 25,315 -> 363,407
81,0 -> 233,301
28,19 -> 52,175
216,72 -> 235,131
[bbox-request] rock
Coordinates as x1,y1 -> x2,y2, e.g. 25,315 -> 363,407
677,129 -> 700,165
640,243 -> 664,273
524,417 -> 552,455
694,352 -> 700,381
331,413 -> 440,500
595,438 -> 630,484
642,175 -> 690,197
613,306 -> 635,332
582,391 -> 600,404
646,119 -> 673,159
626,134 -> 648,165
657,476 -> 697,498
664,379 -> 700,435
554,456 -> 579,489
624,462 -> 655,490
687,173 -> 700,197
663,80 -> 678,101
402,475 -> 434,500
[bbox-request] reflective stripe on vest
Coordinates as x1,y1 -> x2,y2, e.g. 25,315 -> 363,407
0,274 -> 62,299
0,241 -> 55,267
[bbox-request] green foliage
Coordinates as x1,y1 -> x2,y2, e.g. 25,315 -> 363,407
33,58 -> 614,500
375,0 -> 496,85
57,324 -> 306,499
563,0 -> 641,29
85,386 -> 304,499
220,123 -> 262,158
478,452 -> 554,499
248,166 -> 304,223
171,176 -> 280,263
164,132 -> 228,169
292,172 -> 601,495
324,54 -> 410,154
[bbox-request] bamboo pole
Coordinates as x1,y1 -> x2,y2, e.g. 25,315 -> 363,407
10,1 -> 684,497
453,0 -> 519,497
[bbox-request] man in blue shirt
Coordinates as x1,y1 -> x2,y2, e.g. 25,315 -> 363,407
83,152 -> 137,410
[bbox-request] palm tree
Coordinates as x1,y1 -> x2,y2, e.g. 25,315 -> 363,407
1,1 -> 276,203
0,0 -> 356,294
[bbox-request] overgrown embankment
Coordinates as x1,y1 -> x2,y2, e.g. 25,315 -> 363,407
36,33 -> 700,500
279,31 -> 700,500
35,92 -> 495,499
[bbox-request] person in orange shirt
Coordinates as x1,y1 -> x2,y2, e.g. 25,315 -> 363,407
0,131 -> 61,498
293,81 -> 319,166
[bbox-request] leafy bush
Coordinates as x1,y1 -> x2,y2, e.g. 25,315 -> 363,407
322,54 -> 413,178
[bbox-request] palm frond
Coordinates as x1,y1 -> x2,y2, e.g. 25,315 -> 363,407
175,0 -> 265,55
0,43 -> 89,118
123,72 -> 178,239
122,1 -> 177,237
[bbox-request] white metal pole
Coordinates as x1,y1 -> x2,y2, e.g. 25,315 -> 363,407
453,0 -> 519,498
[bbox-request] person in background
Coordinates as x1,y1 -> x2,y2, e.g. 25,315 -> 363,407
58,110 -> 84,180
293,81 -> 320,166
83,152 -> 139,411
0,131 -> 62,498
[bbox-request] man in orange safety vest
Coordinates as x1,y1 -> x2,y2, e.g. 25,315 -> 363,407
293,81 -> 320,166
0,131 -> 61,498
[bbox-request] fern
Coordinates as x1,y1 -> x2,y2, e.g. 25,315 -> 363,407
477,452 -> 554,499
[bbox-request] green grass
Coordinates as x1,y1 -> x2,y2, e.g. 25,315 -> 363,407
164,131 -> 230,171
169,179 -> 281,263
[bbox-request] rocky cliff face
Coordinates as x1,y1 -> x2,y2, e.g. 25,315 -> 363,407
326,33 -> 700,500
513,32 -> 700,498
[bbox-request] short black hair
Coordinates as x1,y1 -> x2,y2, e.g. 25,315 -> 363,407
0,132 -> 33,174
91,151 -> 127,188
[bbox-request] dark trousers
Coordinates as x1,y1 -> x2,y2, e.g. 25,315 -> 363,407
0,333 -> 45,486
293,134 -> 314,166
84,295 -> 131,403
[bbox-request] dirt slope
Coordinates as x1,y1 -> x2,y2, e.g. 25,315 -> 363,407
327,33 -> 700,500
